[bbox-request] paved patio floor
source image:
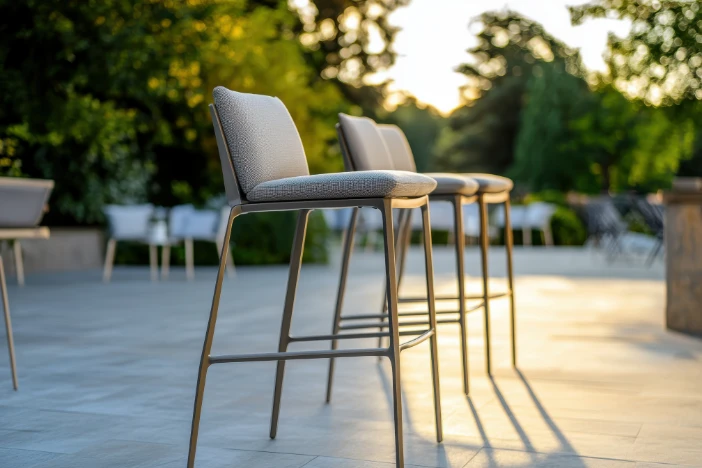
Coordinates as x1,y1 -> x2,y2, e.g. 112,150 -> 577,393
1,246 -> 700,467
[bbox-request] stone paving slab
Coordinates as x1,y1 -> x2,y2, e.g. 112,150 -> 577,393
0,246 -> 700,467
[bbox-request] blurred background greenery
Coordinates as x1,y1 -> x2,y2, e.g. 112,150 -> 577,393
1,0 -> 700,264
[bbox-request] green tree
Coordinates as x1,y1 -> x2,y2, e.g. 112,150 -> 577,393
511,61 -> 593,192
571,0 -> 702,177
435,11 -> 584,175
0,0 -> 347,224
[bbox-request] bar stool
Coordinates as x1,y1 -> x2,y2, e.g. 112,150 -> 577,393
328,115 -> 516,398
187,87 -> 443,468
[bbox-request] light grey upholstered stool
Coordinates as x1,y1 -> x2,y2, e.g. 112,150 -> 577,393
329,115 -> 517,398
187,87 -> 443,468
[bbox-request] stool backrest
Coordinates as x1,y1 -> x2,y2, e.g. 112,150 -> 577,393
376,124 -> 417,173
337,113 -> 393,171
211,87 -> 310,204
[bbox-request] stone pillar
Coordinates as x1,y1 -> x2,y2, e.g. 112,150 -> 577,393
664,179 -> 702,337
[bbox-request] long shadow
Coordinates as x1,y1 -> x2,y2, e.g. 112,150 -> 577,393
489,376 -> 537,455
515,369 -> 583,460
467,396 -> 497,467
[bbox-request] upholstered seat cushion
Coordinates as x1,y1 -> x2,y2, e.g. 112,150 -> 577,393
246,170 -> 437,202
424,173 -> 479,196
461,173 -> 513,193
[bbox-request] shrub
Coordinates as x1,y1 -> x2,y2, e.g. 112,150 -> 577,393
549,206 -> 586,246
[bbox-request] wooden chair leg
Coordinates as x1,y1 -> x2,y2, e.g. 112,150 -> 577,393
185,238 -> 194,281
161,244 -> 171,280
102,239 -> 117,283
13,241 -> 24,287
149,244 -> 158,282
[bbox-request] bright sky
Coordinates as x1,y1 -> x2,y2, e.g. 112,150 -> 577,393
375,0 -> 632,114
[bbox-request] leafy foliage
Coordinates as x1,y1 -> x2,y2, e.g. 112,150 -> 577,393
571,0 -> 702,107
435,11 -> 583,175
511,61 -> 592,192
0,0 -> 347,225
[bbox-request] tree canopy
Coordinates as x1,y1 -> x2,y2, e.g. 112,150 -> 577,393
434,11 -> 583,175
0,0 -> 350,224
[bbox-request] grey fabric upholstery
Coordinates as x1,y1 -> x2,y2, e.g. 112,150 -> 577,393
424,173 -> 480,196
247,170 -> 437,202
212,87 -> 310,195
375,124 -> 478,197
338,114 -> 394,171
376,124 -> 416,172
462,173 -> 514,193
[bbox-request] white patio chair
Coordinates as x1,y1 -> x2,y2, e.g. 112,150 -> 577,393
495,202 -> 555,246
102,204 -> 158,282
161,205 -> 235,280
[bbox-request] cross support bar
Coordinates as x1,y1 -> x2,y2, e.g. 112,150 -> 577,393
399,329 -> 435,352
209,347 -> 388,365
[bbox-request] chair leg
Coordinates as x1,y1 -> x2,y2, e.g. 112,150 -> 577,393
379,209 -> 410,350
161,244 -> 171,280
421,202 -> 443,443
326,208 -> 359,403
544,225 -> 554,247
452,197 -> 470,395
478,195 -> 492,375
187,206 -> 240,468
504,198 -> 517,368
1,256 -> 18,391
185,238 -> 195,281
103,238 -> 117,283
379,199 -> 405,468
148,244 -> 159,282
12,241 -> 24,287
215,238 -> 236,278
522,227 -> 531,247
270,210 -> 311,439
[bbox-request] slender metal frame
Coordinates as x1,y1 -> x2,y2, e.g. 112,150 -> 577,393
1,255 -> 17,390
327,125 -> 517,399
187,105 -> 443,468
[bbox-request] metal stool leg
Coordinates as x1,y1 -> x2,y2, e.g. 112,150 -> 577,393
1,256 -> 18,390
326,207 -> 359,403
478,194 -> 492,375
452,196 -> 470,394
378,209 -> 410,350
504,198 -> 517,368
420,203 -> 443,443
187,206 -> 239,468
380,199 -> 405,468
270,210 -> 311,438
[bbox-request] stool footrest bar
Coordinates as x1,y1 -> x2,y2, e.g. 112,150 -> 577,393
209,348 -> 386,364
289,332 -> 389,342
399,329 -> 435,351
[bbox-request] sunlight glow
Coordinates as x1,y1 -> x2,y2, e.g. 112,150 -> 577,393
375,0 -> 632,114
